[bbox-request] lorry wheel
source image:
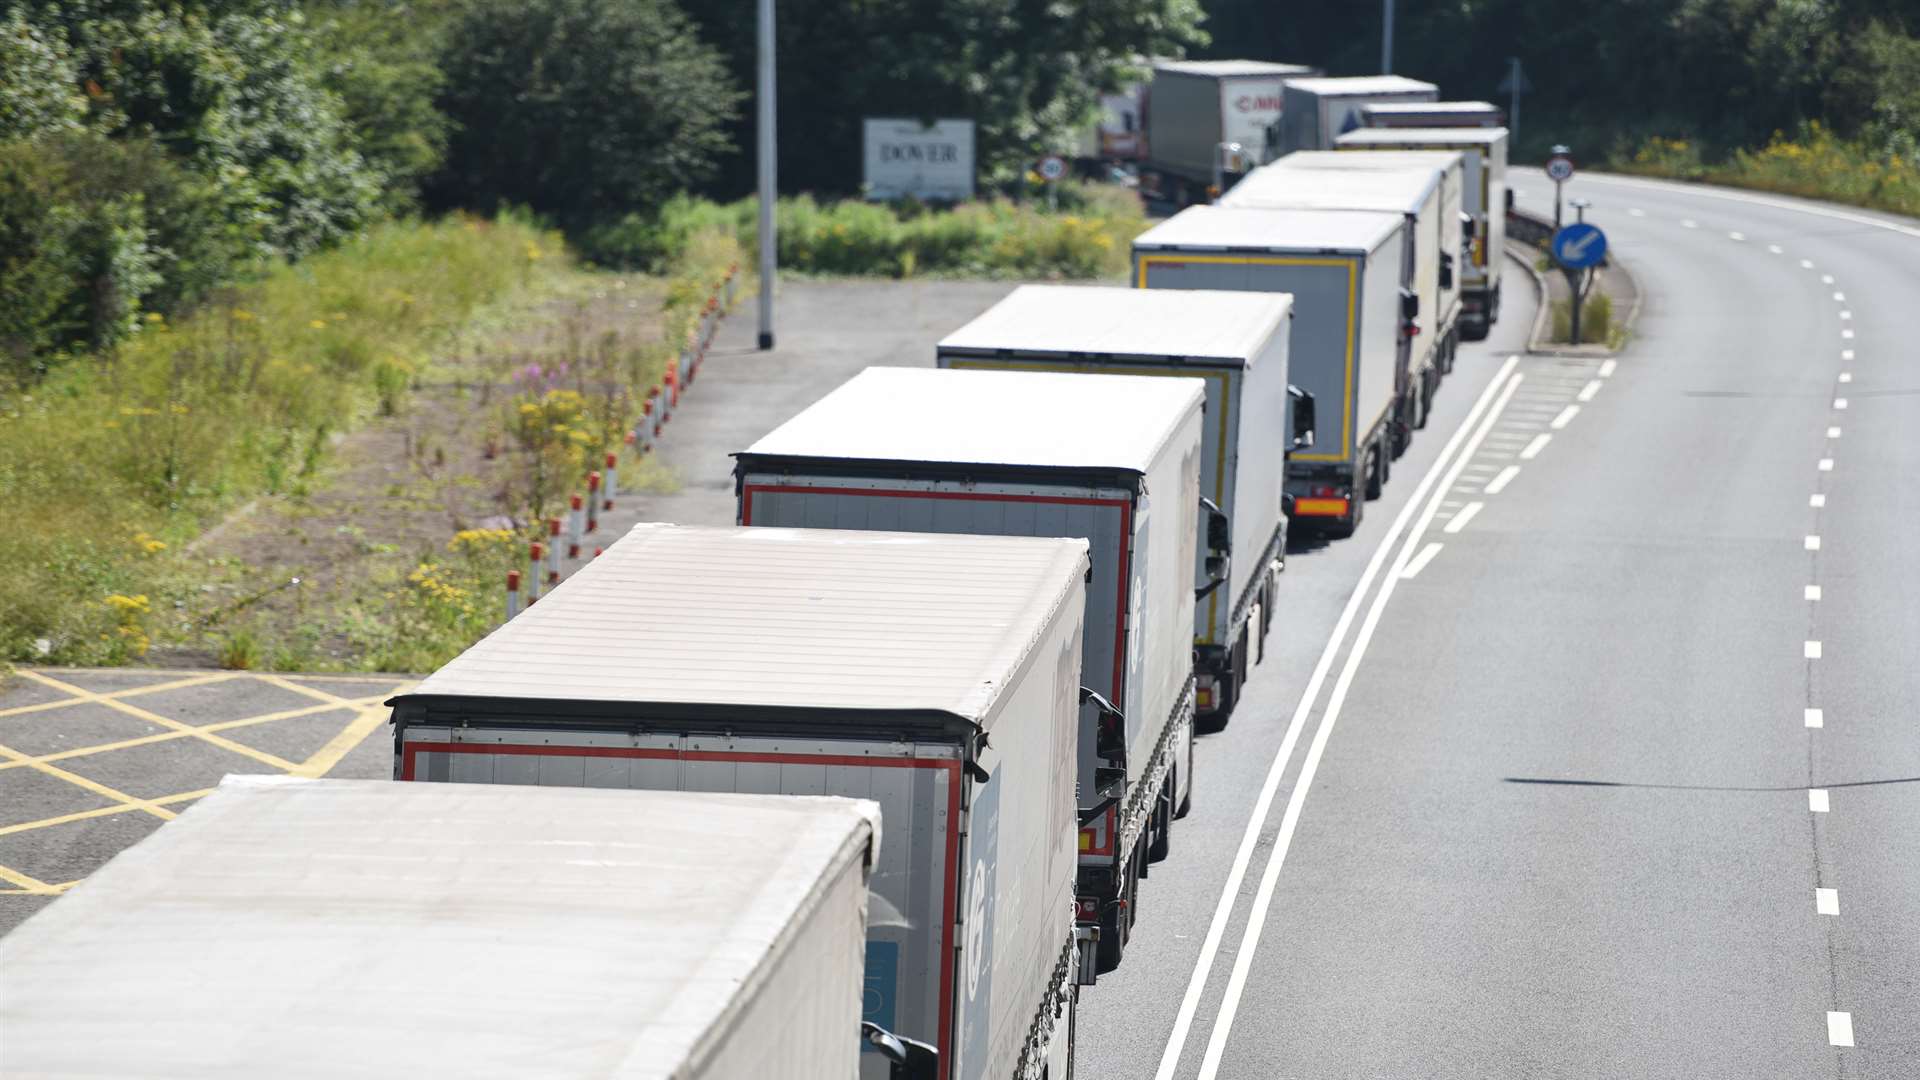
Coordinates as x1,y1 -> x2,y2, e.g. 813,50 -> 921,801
1095,906 -> 1125,974
1365,444 -> 1387,500
1416,373 -> 1435,430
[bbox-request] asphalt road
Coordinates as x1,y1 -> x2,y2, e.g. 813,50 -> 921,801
1094,172 -> 1919,1078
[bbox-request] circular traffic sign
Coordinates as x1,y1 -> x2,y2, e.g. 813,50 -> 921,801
1545,154 -> 1576,183
1038,155 -> 1067,182
1551,222 -> 1608,270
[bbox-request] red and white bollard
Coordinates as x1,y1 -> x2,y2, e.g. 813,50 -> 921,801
602,452 -> 618,510
586,472 -> 601,533
527,542 -> 544,603
642,397 -> 658,447
546,518 -> 562,585
567,493 -> 584,558
505,570 -> 522,621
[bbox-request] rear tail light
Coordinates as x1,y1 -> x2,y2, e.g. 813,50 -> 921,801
1075,897 -> 1099,922
1079,805 -> 1116,857
1196,675 -> 1216,711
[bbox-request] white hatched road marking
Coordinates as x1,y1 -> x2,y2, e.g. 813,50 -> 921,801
1483,466 -> 1521,495
1400,542 -> 1444,579
1520,434 -> 1552,460
1551,405 -> 1580,429
1445,502 -> 1484,534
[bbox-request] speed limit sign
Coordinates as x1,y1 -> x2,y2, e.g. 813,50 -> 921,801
1545,154 -> 1575,182
1038,155 -> 1067,182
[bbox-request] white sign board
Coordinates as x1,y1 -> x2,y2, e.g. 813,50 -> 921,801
864,118 -> 976,201
1219,79 -> 1286,161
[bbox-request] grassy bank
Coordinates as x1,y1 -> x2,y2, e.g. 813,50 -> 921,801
1614,125 -> 1920,219
585,182 -> 1148,279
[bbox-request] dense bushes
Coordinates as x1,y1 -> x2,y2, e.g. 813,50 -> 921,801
584,183 -> 1147,280
1616,124 -> 1920,218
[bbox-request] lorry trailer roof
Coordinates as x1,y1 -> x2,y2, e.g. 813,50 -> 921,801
397,523 -> 1089,723
743,366 -> 1204,475
1222,161 -> 1444,215
937,284 -> 1291,366
1133,204 -> 1403,254
1281,74 -> 1439,97
1364,100 -> 1502,117
1155,59 -> 1317,78
0,775 -> 880,1080
1339,127 -> 1510,147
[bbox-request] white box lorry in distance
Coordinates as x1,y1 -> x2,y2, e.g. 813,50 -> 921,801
1143,59 -> 1317,204
391,524 -> 1089,1080
1277,74 -> 1438,153
735,366 -> 1203,976
1339,126 -> 1510,338
936,284 -> 1305,727
1361,100 -> 1504,128
0,775 -> 880,1080
1133,205 -> 1406,538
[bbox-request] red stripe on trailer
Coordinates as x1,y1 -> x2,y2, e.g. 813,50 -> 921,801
401,740 -> 963,1079
741,482 -> 1133,706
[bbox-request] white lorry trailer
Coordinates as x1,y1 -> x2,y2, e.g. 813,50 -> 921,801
1276,75 -> 1438,154
1361,100 -> 1504,128
1133,205 -> 1406,538
935,284 -> 1309,728
0,775 -> 882,1080
1224,154 -> 1464,444
735,366 -> 1203,976
390,524 -> 1089,1080
1339,127 -> 1510,339
1142,59 -> 1317,204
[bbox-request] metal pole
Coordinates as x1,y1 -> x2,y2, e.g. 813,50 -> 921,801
1570,270 -> 1585,345
1509,58 -> 1521,142
755,0 -> 775,350
1381,0 -> 1395,74
1554,181 -> 1563,229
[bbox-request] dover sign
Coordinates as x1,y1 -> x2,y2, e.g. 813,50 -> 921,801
864,118 -> 976,201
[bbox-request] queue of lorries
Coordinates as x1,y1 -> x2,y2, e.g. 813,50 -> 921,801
0,71 -> 1513,1080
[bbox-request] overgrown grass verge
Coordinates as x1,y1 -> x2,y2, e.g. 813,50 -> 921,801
1614,125 -> 1920,218
0,214 -> 571,665
584,182 -> 1146,279
1550,293 -> 1615,346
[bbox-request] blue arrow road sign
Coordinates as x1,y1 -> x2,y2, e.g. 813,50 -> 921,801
1552,222 -> 1608,269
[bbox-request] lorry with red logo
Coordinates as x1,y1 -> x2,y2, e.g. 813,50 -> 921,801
1140,59 -> 1317,205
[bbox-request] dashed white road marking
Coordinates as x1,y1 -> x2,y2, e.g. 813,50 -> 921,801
1483,466 -> 1521,494
1821,274 -> 1835,284
1400,542 -> 1444,579
1809,789 -> 1830,812
1805,708 -> 1824,728
1805,535 -> 1822,551
1828,426 -> 1842,438
1800,259 -> 1815,269
1550,405 -> 1580,429
1598,359 -> 1618,378
1444,501 -> 1484,534
1729,230 -> 1746,241
1577,379 -> 1602,402
1768,243 -> 1783,254
1834,398 -> 1848,409
1819,459 -> 1834,472
1839,310 -> 1852,320
1806,641 -> 1823,659
1833,292 -> 1845,301
1682,219 -> 1698,229
1839,371 -> 1852,382
1842,329 -> 1855,339
1827,1012 -> 1854,1048
1806,585 -> 1822,601
1817,888 -> 1839,916
1841,349 -> 1854,360
1628,207 -> 1645,217
1811,494 -> 1827,507
1519,433 -> 1552,460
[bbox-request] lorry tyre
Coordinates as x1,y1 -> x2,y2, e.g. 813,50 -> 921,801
1096,905 -> 1126,974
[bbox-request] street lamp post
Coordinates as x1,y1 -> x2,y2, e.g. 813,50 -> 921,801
756,0 -> 775,350
1381,0 -> 1395,74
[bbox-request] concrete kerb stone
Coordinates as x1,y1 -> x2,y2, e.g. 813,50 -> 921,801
1510,241 -> 1643,359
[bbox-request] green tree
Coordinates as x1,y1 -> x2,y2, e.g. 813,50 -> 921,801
0,8 -> 85,141
431,0 -> 742,224
310,0 -> 455,213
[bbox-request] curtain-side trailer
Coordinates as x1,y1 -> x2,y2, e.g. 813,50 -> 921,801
735,367 -> 1203,977
1276,75 -> 1439,154
1142,59 -> 1317,204
0,775 -> 881,1080
1338,127 -> 1510,339
1361,100 -> 1505,128
935,284 -> 1306,728
389,525 -> 1090,1080
1134,205 -> 1405,538
1225,155 -> 1463,444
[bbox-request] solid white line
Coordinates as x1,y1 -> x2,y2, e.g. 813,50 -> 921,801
1805,535 -> 1822,551
1834,398 -> 1848,410
1189,367 -> 1525,1080
1729,231 -> 1746,241
1598,359 -> 1618,378
1483,465 -> 1522,494
1809,788 -> 1830,812
1806,641 -> 1823,659
1817,888 -> 1839,916
1806,585 -> 1822,601
1519,434 -> 1551,460
1819,459 -> 1834,472
1828,1011 -> 1854,1048
1828,426 -> 1842,438
1811,494 -> 1827,507
1151,357 -> 1525,1080
1550,405 -> 1580,429
1805,708 -> 1824,728
1401,542 -> 1444,579
1577,379 -> 1603,402
1445,501 -> 1484,533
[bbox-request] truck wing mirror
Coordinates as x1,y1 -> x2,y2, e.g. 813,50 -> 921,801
1461,211 -> 1476,247
1287,385 -> 1316,451
1400,287 -> 1420,321
1081,687 -> 1128,769
1199,496 -> 1230,553
1440,251 -> 1455,290
862,1022 -> 939,1080
1505,188 -> 1515,212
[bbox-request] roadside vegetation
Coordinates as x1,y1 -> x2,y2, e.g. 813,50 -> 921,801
1614,126 -> 1920,219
